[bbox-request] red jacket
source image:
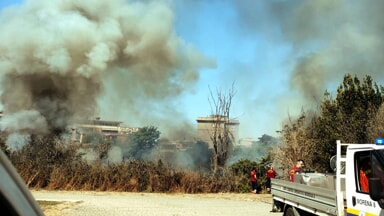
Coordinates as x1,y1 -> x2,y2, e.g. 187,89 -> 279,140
289,166 -> 301,182
266,169 -> 277,179
250,170 -> 257,182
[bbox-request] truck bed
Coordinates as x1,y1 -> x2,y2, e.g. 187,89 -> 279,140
271,178 -> 339,215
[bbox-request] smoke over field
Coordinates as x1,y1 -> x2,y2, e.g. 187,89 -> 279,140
3,0 -> 384,164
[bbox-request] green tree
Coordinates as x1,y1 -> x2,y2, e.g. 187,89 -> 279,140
130,126 -> 160,159
312,74 -> 383,171
335,74 -> 382,143
229,157 -> 274,192
230,159 -> 258,177
367,103 -> 384,142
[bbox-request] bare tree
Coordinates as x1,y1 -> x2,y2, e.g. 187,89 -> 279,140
208,83 -> 236,173
275,110 -> 317,179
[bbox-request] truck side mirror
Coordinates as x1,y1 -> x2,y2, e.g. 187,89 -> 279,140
369,178 -> 384,201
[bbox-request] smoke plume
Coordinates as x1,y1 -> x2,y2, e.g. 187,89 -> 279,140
216,0 -> 384,138
234,0 -> 384,102
0,0 -> 215,140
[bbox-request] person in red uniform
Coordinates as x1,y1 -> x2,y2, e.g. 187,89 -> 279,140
266,166 -> 277,192
359,158 -> 371,192
250,168 -> 258,193
289,159 -> 304,182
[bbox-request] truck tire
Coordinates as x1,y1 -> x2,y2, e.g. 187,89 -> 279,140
285,206 -> 299,216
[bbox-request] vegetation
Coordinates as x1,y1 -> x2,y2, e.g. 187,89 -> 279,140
367,104 -> 384,142
0,135 -> 270,193
208,83 -> 237,173
1,73 -> 383,193
127,126 -> 161,160
278,74 -> 384,173
276,110 -> 318,177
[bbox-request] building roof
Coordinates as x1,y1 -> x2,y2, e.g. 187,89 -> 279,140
196,116 -> 239,125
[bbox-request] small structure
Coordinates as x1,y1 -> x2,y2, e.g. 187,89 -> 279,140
196,115 -> 239,148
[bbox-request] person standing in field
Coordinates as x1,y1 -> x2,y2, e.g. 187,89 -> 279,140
250,168 -> 258,194
266,166 -> 277,192
289,159 -> 305,182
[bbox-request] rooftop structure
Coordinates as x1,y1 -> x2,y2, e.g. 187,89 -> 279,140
72,118 -> 139,143
196,115 -> 240,148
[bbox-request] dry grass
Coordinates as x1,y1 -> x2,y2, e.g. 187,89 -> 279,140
12,153 -> 252,193
7,137 -> 258,194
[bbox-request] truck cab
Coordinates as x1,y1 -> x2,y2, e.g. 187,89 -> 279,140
271,139 -> 384,216
345,141 -> 384,215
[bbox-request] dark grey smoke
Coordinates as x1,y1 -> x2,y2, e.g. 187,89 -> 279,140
0,0 -> 215,141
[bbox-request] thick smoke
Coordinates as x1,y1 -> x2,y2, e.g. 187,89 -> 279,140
0,0 -> 215,142
234,0 -> 384,102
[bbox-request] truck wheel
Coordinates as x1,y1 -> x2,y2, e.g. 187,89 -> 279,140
285,207 -> 299,216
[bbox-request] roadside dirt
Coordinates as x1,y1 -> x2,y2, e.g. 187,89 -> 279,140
33,190 -> 274,216
38,200 -> 80,216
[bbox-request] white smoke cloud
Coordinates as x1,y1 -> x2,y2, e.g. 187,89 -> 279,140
5,133 -> 31,151
107,145 -> 123,164
78,148 -> 98,165
0,110 -> 48,133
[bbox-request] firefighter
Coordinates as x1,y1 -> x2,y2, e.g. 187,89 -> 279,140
359,158 -> 371,193
289,159 -> 304,182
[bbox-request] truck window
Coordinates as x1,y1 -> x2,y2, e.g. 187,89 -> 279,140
371,150 -> 384,208
355,151 -> 371,193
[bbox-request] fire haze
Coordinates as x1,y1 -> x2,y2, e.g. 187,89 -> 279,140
3,0 -> 384,153
0,0 -> 215,145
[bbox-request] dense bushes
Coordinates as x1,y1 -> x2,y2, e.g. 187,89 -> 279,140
2,136 -> 268,193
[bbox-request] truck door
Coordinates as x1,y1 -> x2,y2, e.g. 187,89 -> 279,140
346,149 -> 384,216
371,149 -> 384,209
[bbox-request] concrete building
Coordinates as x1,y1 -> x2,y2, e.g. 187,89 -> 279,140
196,115 -> 240,148
72,118 -> 139,143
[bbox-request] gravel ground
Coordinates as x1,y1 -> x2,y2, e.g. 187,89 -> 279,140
32,190 -> 279,216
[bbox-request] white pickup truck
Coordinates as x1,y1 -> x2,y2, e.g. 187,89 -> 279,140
271,139 -> 384,216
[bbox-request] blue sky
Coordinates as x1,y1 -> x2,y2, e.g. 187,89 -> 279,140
0,0 -> 18,7
1,0 -> 383,141
173,1 -> 296,138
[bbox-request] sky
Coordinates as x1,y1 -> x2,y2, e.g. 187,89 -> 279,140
0,0 -> 384,142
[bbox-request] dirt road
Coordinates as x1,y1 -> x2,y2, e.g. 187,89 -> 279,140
32,190 -> 279,216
